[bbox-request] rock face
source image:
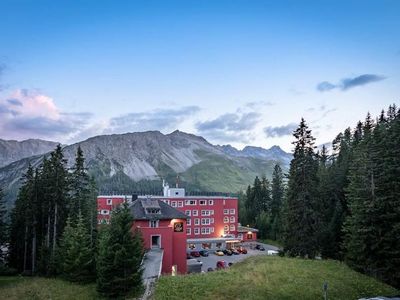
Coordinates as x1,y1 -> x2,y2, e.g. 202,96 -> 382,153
0,130 -> 292,206
0,139 -> 59,168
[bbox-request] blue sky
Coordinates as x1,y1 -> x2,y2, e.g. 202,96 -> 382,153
0,0 -> 399,151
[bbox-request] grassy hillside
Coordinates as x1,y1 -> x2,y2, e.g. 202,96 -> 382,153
154,256 -> 399,300
0,276 -> 98,300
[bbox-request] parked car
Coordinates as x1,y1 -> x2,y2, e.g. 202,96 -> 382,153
255,244 -> 265,251
215,250 -> 224,256
238,247 -> 248,254
231,249 -> 240,255
216,260 -> 227,269
186,252 -> 192,259
223,249 -> 233,256
190,251 -> 201,257
187,258 -> 203,274
199,250 -> 209,257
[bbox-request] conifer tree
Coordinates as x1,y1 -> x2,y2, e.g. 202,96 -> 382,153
0,188 -> 7,262
270,164 -> 284,241
283,118 -> 319,258
60,215 -> 95,283
96,203 -> 143,298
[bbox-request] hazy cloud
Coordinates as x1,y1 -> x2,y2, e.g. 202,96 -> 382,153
7,98 -> 23,106
317,74 -> 386,92
109,106 -> 200,133
245,101 -> 274,109
264,123 -> 297,138
0,89 -> 92,141
316,81 -> 336,92
195,111 -> 260,143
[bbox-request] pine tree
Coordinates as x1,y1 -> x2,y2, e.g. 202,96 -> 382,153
270,164 -> 284,241
283,118 -> 319,258
60,215 -> 95,283
0,187 -> 7,262
96,203 -> 143,298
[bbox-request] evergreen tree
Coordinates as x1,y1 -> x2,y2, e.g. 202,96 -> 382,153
60,215 -> 95,283
96,203 -> 143,298
283,118 -> 319,258
270,164 -> 284,241
0,188 -> 7,262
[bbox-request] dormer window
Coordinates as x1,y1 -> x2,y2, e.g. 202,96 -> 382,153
146,208 -> 161,214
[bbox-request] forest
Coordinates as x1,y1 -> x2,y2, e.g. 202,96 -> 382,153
239,104 -> 400,289
0,146 -> 144,298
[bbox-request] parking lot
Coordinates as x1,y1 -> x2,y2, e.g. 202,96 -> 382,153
192,242 -> 280,272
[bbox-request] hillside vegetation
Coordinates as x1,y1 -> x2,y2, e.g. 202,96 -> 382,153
154,256 -> 399,300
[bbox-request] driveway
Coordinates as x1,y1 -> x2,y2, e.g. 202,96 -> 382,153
194,242 -> 279,272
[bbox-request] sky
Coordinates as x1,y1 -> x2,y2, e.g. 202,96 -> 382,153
0,0 -> 399,152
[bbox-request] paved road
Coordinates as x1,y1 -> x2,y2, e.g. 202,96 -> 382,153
194,242 -> 279,272
141,249 -> 163,300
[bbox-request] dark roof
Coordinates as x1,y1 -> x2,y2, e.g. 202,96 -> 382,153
130,199 -> 189,221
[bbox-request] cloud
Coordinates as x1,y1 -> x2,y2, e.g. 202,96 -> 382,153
317,81 -> 336,92
264,122 -> 297,138
0,89 -> 92,141
316,74 -> 386,92
245,101 -> 274,109
108,106 -> 200,134
7,98 -> 23,106
195,111 -> 261,143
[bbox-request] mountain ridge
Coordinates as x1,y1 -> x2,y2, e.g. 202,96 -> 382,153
0,130 -> 292,207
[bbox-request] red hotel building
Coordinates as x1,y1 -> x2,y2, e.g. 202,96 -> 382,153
97,181 -> 258,274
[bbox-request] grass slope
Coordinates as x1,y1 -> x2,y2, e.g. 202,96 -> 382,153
154,256 -> 399,300
0,276 -> 98,300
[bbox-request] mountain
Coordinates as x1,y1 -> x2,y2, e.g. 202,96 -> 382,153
218,144 -> 292,165
0,130 -> 292,207
0,138 -> 59,168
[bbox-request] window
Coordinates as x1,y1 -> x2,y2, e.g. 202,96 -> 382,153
146,208 -> 160,214
192,210 -> 198,216
177,201 -> 183,207
171,201 -> 177,207
199,200 -> 207,205
187,219 -> 191,226
186,228 -> 191,235
201,227 -> 210,235
201,218 -> 210,225
230,216 -> 235,223
185,210 -> 191,216
210,218 -> 214,224
162,199 -> 170,205
194,228 -> 200,235
208,200 -> 214,205
216,242 -> 222,249
201,210 -> 210,216
194,218 -> 200,225
223,216 -> 229,223
149,220 -> 159,228
188,243 -> 196,250
223,209 -> 229,215
230,209 -> 235,214
185,200 -> 196,205
230,225 -> 235,231
224,225 -> 229,232
210,210 -> 214,215
106,198 -> 112,205
210,227 -> 214,233
101,210 -> 109,215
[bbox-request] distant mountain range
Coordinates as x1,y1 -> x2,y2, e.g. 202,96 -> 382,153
0,139 -> 59,168
0,130 -> 292,207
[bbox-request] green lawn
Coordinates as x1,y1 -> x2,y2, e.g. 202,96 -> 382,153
258,239 -> 284,249
0,276 -> 98,300
154,256 -> 399,300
